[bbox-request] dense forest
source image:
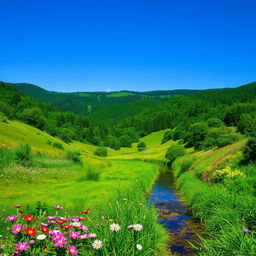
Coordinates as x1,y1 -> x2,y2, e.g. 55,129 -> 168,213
1,81 -> 256,153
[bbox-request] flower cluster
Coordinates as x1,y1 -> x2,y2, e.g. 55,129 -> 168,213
1,204 -> 145,255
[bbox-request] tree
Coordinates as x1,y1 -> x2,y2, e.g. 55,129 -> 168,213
242,137 -> 256,164
58,128 -> 74,143
137,141 -> 146,151
119,135 -> 132,147
162,130 -> 174,144
20,107 -> 45,130
165,144 -> 186,164
94,147 -> 108,157
206,118 -> 223,128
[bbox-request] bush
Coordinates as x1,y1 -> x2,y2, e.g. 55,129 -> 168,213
15,144 -> 33,167
119,135 -> 132,147
137,141 -> 146,151
161,130 -> 174,144
165,144 -> 186,164
180,159 -> 193,174
0,112 -> 7,122
67,151 -> 82,164
242,137 -> 256,164
94,147 -> 108,157
52,142 -> 64,150
207,118 -> 223,128
216,134 -> 240,148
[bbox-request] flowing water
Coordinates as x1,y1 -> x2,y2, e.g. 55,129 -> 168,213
147,170 -> 204,255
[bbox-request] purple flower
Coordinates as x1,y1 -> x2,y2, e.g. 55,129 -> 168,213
243,228 -> 250,233
77,216 -> 85,221
68,245 -> 78,255
69,231 -> 80,239
46,216 -> 56,220
14,205 -> 22,208
54,238 -> 67,247
12,224 -> 23,234
70,217 -> 79,222
15,242 -> 30,252
54,205 -> 64,210
51,231 -> 64,242
29,240 -> 35,244
80,225 -> 88,232
80,234 -> 88,239
6,215 -> 18,222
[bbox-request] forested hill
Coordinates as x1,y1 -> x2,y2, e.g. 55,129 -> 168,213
12,83 -> 212,121
121,82 -> 256,135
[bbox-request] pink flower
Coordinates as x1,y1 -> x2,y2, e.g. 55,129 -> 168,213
16,242 -> 30,252
14,205 -> 22,208
127,225 -> 134,229
51,231 -> 64,241
29,240 -> 35,244
48,220 -> 56,224
70,217 -> 79,222
68,245 -> 78,255
12,224 -> 23,234
6,215 -> 18,222
54,205 -> 64,210
243,228 -> 250,233
54,238 -> 67,247
58,217 -> 66,221
88,233 -> 97,238
80,234 -> 88,239
80,225 -> 88,232
101,216 -> 105,220
46,216 -> 56,220
69,231 -> 80,239
77,216 -> 85,220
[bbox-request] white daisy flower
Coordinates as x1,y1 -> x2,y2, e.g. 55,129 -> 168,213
37,234 -> 46,240
133,224 -> 143,231
136,244 -> 143,250
92,240 -> 103,250
110,223 -> 121,232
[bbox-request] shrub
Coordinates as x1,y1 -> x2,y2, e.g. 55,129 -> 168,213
0,111 -> 7,122
207,118 -> 223,128
216,134 -> 240,148
67,151 -> 82,164
94,147 -> 108,157
0,149 -> 15,170
180,159 -> 193,174
161,130 -> 174,144
137,141 -> 146,151
52,142 -> 64,150
46,140 -> 52,145
15,143 -> 33,167
165,144 -> 186,164
242,137 -> 256,164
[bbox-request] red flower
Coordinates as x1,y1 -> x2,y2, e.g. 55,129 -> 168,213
56,220 -> 67,224
25,227 -> 37,236
41,225 -> 49,233
24,215 -> 35,222
18,210 -> 25,213
61,225 -> 72,229
81,209 -> 90,214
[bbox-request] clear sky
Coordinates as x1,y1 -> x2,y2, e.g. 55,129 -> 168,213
1,0 -> 255,92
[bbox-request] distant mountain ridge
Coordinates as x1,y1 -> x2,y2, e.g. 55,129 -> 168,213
11,82 -> 221,123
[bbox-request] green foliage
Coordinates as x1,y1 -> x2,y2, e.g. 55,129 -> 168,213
206,117 -> 223,127
161,130 -> 174,144
15,143 -> 33,167
0,148 -> 15,170
119,135 -> 132,147
66,151 -> 82,164
20,107 -> 45,130
0,111 -> 7,122
242,137 -> 256,164
137,141 -> 146,151
85,165 -> 101,181
94,147 -> 108,157
179,159 -> 193,174
216,133 -> 241,148
165,144 -> 186,164
237,113 -> 256,136
52,141 -> 64,150
58,128 -> 74,143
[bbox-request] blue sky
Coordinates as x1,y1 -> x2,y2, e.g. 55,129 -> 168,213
0,0 -> 255,92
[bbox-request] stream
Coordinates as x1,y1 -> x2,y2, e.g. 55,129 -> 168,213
147,169 -> 204,255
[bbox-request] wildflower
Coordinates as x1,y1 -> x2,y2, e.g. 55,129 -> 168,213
71,222 -> 81,228
136,244 -> 143,250
80,225 -> 88,232
56,220 -> 67,224
18,210 -> 25,213
54,205 -> 64,210
6,215 -> 18,222
14,205 -> 22,208
92,240 -> 103,250
70,217 -> 79,222
69,231 -> 80,239
12,224 -> 23,234
68,245 -> 78,255
133,224 -> 143,231
16,242 -> 30,252
41,225 -> 49,234
62,224 -> 72,229
243,228 -> 250,233
110,223 -> 121,232
29,240 -> 35,244
80,234 -> 88,239
25,227 -> 37,236
41,223 -> 48,226
54,238 -> 67,247
48,220 -> 56,224
58,217 -> 66,221
37,234 -> 46,240
51,231 -> 64,241
46,216 -> 56,220
88,233 -> 97,238
24,215 -> 35,222
101,216 -> 105,220
127,225 -> 134,229
77,216 -> 85,220
81,209 -> 90,214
